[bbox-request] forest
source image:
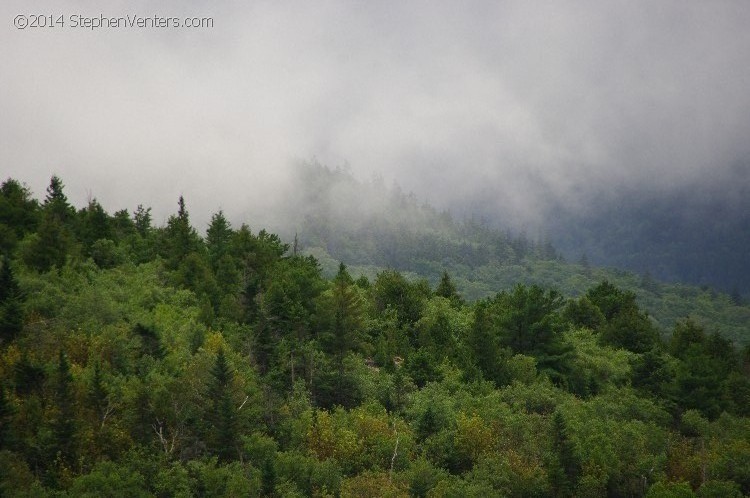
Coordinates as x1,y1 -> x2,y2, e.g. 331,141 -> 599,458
1,174 -> 750,497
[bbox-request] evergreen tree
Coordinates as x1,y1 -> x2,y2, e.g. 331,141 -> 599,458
22,210 -> 73,272
208,348 -> 237,462
435,270 -> 463,305
320,263 -> 364,367
466,301 -> 508,385
548,410 -> 580,497
77,199 -> 111,254
315,263 -> 365,408
160,196 -> 202,269
43,175 -> 74,223
206,210 -> 233,268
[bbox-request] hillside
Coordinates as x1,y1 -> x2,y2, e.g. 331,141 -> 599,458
275,163 -> 750,345
1,174 -> 750,496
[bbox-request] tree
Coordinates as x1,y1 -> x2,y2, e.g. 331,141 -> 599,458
548,411 -> 580,497
132,205 -> 152,237
43,175 -> 75,224
53,350 -> 77,466
315,263 -> 366,408
21,210 -> 73,272
492,285 -> 572,382
586,280 -> 636,321
0,178 -> 39,254
77,199 -> 111,255
319,263 -> 364,369
435,271 -> 462,305
466,300 -> 508,385
372,270 -> 428,332
0,257 -> 23,342
206,210 -> 233,268
208,348 -> 238,462
587,281 -> 659,353
160,196 -> 202,269
0,384 -> 13,449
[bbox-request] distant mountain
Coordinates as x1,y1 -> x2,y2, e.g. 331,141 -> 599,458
274,162 -> 750,344
545,169 -> 750,296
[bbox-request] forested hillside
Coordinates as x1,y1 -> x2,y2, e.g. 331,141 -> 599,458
276,163 -> 750,345
1,175 -> 750,497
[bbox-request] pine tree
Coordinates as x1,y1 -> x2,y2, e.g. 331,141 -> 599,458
206,210 -> 233,268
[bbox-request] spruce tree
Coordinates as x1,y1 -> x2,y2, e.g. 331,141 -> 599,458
206,210 -> 232,268
161,196 -> 202,269
43,175 -> 74,223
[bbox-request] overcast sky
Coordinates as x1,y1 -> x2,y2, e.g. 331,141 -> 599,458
2,1 -> 750,231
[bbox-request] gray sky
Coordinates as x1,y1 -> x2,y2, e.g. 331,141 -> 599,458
2,0 -> 750,232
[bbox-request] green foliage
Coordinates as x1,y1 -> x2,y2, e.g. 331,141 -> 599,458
0,174 -> 748,496
0,257 -> 24,342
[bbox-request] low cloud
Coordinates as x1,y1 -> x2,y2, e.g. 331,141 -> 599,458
2,1 -> 749,232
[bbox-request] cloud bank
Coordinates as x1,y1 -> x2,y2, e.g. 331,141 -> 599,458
2,0 -> 749,231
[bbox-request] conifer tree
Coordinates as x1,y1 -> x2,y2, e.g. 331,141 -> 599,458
321,263 -> 364,371
78,199 -> 111,254
435,270 -> 462,305
548,410 -> 580,497
206,210 -> 232,268
467,301 -> 507,385
209,348 -> 237,462
161,196 -> 202,269
43,175 -> 74,223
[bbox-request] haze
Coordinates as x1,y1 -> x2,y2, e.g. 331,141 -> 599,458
2,0 -> 750,233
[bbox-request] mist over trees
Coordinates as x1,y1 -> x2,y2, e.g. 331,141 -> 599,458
1,174 -> 749,496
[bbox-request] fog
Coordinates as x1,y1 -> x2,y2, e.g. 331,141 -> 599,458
2,0 -> 750,233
